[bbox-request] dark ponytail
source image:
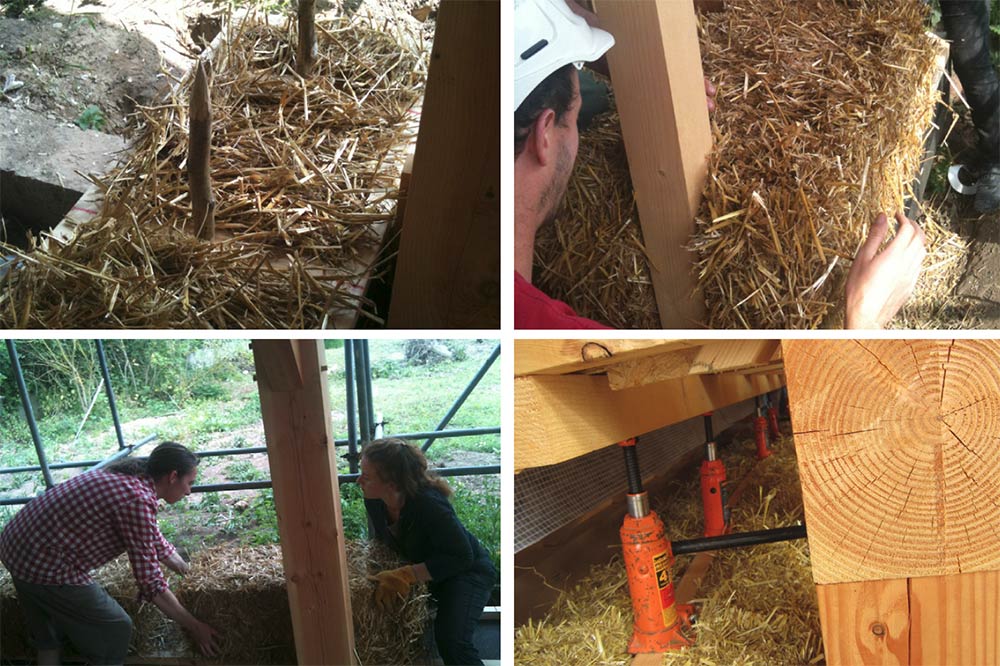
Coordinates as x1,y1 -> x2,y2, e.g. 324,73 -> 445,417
105,441 -> 199,481
361,438 -> 452,499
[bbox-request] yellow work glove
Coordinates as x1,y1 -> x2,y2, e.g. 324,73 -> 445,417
367,565 -> 417,609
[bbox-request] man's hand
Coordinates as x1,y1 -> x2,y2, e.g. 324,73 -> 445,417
188,620 -> 221,657
845,211 -> 926,329
163,551 -> 191,575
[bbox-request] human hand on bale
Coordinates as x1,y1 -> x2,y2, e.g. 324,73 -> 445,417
845,211 -> 926,329
705,77 -> 717,112
367,565 -> 417,609
187,619 -> 221,657
164,550 -> 191,575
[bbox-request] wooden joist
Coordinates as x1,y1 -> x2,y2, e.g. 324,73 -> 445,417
514,339 -> 698,376
252,339 -> 356,666
606,340 -> 781,390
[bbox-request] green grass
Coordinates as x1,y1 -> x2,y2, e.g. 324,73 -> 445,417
2,339 -> 500,577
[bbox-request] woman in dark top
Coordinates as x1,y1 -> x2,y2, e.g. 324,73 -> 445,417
360,438 -> 495,666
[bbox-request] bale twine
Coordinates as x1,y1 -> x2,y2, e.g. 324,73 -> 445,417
534,0 -> 966,329
0,12 -> 425,329
1,540 -> 432,665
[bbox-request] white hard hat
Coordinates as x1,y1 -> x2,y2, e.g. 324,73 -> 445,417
514,0 -> 615,111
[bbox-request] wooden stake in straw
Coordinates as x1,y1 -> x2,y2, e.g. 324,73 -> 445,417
297,0 -> 316,77
188,58 -> 215,241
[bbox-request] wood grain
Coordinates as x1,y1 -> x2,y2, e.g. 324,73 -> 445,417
514,339 -> 694,376
187,58 -> 214,240
593,0 -> 712,327
607,340 -> 781,390
815,579 -> 910,666
783,340 -> 1000,584
909,570 -> 1000,665
515,370 -> 783,471
388,0 -> 499,328
252,339 -> 356,665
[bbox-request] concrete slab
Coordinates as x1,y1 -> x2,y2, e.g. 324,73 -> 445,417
0,106 -> 126,196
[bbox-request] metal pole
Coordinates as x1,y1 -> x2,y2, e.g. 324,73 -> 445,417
671,524 -> 807,555
361,340 -> 375,439
95,340 -> 126,451
91,434 -> 159,470
371,426 -> 500,443
353,342 -> 372,444
344,341 -> 360,473
422,344 -> 500,452
0,459 -> 104,475
6,340 -> 54,489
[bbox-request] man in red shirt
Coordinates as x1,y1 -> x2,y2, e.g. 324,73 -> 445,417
514,0 -> 926,330
0,442 -> 219,665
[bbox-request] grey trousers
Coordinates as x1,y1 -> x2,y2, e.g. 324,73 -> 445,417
11,577 -> 133,666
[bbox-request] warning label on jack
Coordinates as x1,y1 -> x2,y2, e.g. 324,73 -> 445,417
652,550 -> 677,626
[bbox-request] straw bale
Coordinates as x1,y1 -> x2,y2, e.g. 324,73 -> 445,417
534,0 -> 966,329
0,12 -> 425,329
514,432 -> 824,665
1,540 -> 432,665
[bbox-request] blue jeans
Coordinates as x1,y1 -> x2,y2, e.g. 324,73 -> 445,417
432,568 -> 495,666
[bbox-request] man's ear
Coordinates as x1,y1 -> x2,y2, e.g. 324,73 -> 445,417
170,470 -> 179,484
527,108 -> 558,167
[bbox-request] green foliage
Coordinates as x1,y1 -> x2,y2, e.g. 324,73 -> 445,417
0,0 -> 44,18
451,479 -> 501,575
926,152 -> 951,197
243,491 -> 280,545
75,105 -> 106,131
225,460 -> 264,482
340,481 -> 369,540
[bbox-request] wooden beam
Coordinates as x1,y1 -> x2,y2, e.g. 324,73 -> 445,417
188,58 -> 215,240
782,339 -> 1000,584
606,340 -> 781,390
514,339 -> 696,376
252,339 -> 356,666
388,0 -> 499,328
815,579 -> 910,665
515,371 -> 783,471
593,0 -> 712,328
296,0 -> 316,77
909,570 -> 1000,664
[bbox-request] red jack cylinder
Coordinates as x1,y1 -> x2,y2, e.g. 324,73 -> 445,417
700,414 -> 727,537
767,400 -> 780,440
754,415 -> 772,460
618,439 -> 692,654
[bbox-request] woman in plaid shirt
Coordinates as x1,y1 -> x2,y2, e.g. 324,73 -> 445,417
0,441 -> 219,665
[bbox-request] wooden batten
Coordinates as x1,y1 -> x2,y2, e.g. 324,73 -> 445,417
514,339 -> 696,377
515,370 -> 783,472
388,0 -> 499,328
593,0 -> 712,328
252,339 -> 356,666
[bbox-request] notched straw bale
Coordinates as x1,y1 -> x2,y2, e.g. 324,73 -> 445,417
0,13 -> 426,329
534,0 -> 965,329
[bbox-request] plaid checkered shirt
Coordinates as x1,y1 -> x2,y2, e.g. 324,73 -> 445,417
0,469 -> 175,601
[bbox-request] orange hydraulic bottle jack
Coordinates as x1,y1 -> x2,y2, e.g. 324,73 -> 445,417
754,396 -> 773,460
618,438 -> 693,654
699,413 -> 728,537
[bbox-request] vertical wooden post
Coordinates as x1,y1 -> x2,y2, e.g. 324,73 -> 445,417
188,58 -> 215,240
387,0 -> 500,329
297,0 -> 316,77
783,339 -> 1000,664
252,339 -> 356,666
593,0 -> 712,328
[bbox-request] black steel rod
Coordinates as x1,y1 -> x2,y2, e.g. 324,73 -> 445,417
185,446 -> 269,458
422,344 -> 500,452
0,459 -> 104,475
361,340 -> 375,439
6,340 -> 54,489
353,342 -> 372,444
344,341 -> 360,473
95,340 -> 126,451
621,445 -> 643,495
704,413 -> 713,442
671,524 -> 807,555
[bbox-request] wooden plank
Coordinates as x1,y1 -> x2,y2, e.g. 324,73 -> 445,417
252,340 -> 303,392
514,339 -> 696,376
387,0 -> 499,328
783,339 -> 1000,584
815,579 -> 910,666
252,339 -> 356,666
607,340 -> 780,390
909,570 -> 1000,665
515,371 -> 784,471
593,0 -> 712,328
